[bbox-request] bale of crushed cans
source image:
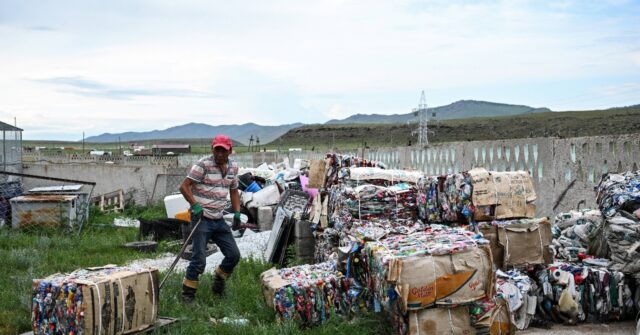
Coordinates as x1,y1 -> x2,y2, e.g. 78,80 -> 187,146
261,261 -> 367,327
31,265 -> 159,335
416,168 -> 537,228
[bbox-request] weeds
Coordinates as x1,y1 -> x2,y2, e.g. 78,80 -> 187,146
0,206 -> 391,335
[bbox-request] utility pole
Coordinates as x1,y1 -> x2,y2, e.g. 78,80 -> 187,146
255,136 -> 259,152
332,131 -> 335,150
248,135 -> 254,153
413,90 -> 432,146
82,132 -> 85,153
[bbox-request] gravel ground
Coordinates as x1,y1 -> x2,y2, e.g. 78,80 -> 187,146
126,230 -> 271,274
519,320 -> 636,334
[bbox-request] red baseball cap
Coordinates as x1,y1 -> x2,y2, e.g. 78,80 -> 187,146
211,134 -> 232,151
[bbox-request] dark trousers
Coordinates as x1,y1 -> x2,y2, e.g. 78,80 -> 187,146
185,216 -> 240,281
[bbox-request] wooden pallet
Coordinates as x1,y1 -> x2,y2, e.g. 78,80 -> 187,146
91,189 -> 125,212
22,316 -> 178,335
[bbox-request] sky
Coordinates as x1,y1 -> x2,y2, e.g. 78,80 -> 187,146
1,0 -> 639,141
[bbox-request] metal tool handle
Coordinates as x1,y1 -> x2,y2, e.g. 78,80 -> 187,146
159,216 -> 202,290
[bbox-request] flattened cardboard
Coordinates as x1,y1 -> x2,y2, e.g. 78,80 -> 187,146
479,225 -> 504,270
476,298 -> 515,335
408,306 -> 474,335
469,168 -> 536,220
497,218 -> 552,266
308,160 -> 327,189
387,245 -> 494,311
85,269 -> 158,335
33,267 -> 159,335
260,268 -> 291,309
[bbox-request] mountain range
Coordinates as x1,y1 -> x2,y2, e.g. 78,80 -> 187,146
85,122 -> 303,144
85,100 -> 551,144
325,100 -> 550,124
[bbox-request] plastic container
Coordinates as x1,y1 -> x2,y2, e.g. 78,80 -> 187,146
164,194 -> 189,219
175,210 -> 190,222
245,181 -> 262,193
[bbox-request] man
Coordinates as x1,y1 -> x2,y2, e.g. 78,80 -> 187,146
179,134 -> 242,303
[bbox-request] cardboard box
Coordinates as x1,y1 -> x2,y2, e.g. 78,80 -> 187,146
408,306 -> 474,335
307,160 -> 327,189
385,245 -> 495,311
260,267 -> 291,309
32,265 -> 159,335
479,224 -> 504,270
469,168 -> 536,220
475,298 -> 515,335
497,218 -> 552,266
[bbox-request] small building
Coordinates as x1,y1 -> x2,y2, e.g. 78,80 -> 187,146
152,144 -> 191,155
10,194 -> 80,228
0,120 -> 22,176
0,121 -> 22,226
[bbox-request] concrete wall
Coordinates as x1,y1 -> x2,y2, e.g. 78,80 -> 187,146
21,133 -> 640,217
22,163 -> 177,205
363,133 -> 640,217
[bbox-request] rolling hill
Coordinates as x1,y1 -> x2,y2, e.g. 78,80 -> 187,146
272,106 -> 640,149
325,100 -> 551,124
85,122 -> 303,144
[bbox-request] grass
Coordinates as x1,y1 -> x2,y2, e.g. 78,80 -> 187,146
274,106 -> 640,150
22,105 -> 640,154
0,205 -> 391,335
22,139 -> 260,155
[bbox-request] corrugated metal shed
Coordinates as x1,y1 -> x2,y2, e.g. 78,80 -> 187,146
10,194 -> 79,228
0,121 -> 22,132
28,185 -> 83,192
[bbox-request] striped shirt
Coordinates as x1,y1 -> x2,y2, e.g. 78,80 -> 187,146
187,156 -> 239,219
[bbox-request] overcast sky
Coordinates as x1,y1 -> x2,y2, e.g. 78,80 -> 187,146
1,0 -> 639,140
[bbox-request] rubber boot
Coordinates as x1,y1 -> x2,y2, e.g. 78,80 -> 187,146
212,266 -> 231,296
182,278 -> 198,304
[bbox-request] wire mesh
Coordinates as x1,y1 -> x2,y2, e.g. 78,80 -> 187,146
149,173 -> 188,205
0,172 -> 94,233
2,129 -> 22,174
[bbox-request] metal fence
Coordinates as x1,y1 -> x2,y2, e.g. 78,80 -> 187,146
1,127 -> 22,175
0,171 -> 95,234
22,152 -> 179,166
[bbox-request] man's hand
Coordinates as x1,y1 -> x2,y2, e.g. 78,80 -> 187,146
190,203 -> 203,220
232,211 -> 241,231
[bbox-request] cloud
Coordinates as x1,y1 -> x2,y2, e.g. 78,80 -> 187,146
27,25 -> 55,31
324,104 -> 347,120
37,76 -> 222,100
0,0 -> 638,140
601,82 -> 640,96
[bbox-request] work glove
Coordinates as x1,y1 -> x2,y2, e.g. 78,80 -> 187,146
232,211 -> 241,231
190,203 -> 203,221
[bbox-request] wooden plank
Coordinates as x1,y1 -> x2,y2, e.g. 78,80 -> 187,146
21,316 -> 178,335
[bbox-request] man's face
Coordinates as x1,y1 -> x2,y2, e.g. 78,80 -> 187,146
212,146 -> 230,165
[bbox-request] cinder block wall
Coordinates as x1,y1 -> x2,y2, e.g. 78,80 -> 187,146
363,133 -> 640,216
22,164 -> 175,205
23,133 -> 640,216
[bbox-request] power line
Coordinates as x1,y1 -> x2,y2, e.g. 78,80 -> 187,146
413,90 -> 431,146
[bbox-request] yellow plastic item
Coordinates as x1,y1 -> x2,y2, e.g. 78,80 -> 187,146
175,210 -> 190,222
558,289 -> 578,315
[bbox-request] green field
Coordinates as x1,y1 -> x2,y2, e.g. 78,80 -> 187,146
23,106 -> 640,153
274,106 -> 640,150
22,139 -> 258,155
0,204 -> 391,335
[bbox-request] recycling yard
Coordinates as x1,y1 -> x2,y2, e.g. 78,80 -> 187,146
0,131 -> 638,335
